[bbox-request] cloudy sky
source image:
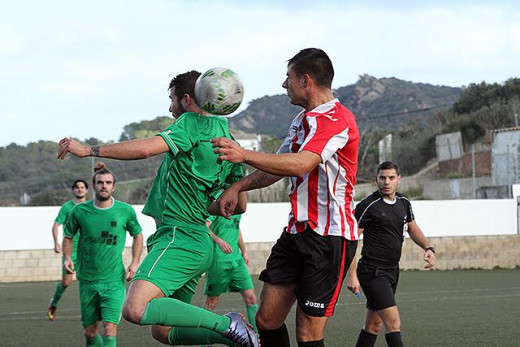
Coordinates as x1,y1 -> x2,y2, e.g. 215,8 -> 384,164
1,0 -> 519,147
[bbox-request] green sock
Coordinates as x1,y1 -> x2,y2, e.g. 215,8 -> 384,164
246,304 -> 259,333
85,334 -> 103,346
51,282 -> 66,307
102,335 -> 117,347
168,326 -> 233,346
139,298 -> 230,333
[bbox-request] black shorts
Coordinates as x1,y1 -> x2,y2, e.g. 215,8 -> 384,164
357,259 -> 399,311
259,227 -> 358,317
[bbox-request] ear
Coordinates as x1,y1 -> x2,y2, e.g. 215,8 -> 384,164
302,74 -> 311,87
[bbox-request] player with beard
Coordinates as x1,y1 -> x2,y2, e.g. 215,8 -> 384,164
63,163 -> 143,346
57,71 -> 257,347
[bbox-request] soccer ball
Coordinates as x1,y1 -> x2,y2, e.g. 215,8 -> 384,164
194,67 -> 244,116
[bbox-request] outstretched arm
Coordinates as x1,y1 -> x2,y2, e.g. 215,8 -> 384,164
211,137 -> 321,178
407,220 -> 436,269
57,136 -> 169,160
214,170 -> 282,218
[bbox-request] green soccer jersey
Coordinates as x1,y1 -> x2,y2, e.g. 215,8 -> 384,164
142,112 -> 243,235
64,199 -> 142,282
208,214 -> 242,262
55,200 -> 80,251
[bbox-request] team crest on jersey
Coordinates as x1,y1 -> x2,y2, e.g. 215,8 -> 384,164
110,221 -> 117,227
101,231 -> 118,245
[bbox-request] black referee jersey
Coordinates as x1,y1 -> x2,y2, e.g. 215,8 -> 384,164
355,191 -> 414,266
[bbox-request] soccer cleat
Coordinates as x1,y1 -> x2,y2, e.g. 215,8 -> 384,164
47,300 -> 57,321
222,312 -> 259,347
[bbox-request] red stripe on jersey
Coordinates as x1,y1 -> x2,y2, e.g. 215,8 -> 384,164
337,150 -> 358,239
307,167 -> 319,230
325,239 -> 347,316
283,99 -> 359,240
323,164 -> 331,236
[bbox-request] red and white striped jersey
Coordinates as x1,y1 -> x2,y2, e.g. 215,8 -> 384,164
278,99 -> 360,240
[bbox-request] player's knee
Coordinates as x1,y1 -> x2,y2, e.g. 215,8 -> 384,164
364,320 -> 383,335
84,326 -> 98,339
384,316 -> 401,332
103,323 -> 117,336
256,311 -> 278,330
62,277 -> 72,287
122,300 -> 144,324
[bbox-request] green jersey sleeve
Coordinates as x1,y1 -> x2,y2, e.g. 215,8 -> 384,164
157,113 -> 197,155
126,207 -> 143,237
64,205 -> 80,239
55,200 -> 74,224
225,162 -> 244,186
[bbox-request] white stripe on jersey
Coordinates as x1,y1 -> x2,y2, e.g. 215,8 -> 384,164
357,197 -> 382,224
282,99 -> 359,240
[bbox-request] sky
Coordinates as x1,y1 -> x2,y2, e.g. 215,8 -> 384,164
1,0 -> 519,147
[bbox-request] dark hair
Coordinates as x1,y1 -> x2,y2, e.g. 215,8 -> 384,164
287,48 -> 334,88
377,161 -> 400,176
92,162 -> 116,185
72,179 -> 88,190
168,70 -> 201,104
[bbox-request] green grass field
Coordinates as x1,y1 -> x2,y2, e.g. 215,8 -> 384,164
1,269 -> 519,346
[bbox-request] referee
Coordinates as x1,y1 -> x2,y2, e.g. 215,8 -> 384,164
351,161 -> 436,347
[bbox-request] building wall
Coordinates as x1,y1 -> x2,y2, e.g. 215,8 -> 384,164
1,199 -> 517,252
492,129 -> 520,186
1,235 -> 519,283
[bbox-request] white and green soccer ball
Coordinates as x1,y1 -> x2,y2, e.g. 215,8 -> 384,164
195,67 -> 244,116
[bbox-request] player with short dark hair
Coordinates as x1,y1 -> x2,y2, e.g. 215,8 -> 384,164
211,48 -> 360,347
63,163 -> 143,346
350,161 -> 436,347
57,70 -> 258,347
47,179 -> 88,321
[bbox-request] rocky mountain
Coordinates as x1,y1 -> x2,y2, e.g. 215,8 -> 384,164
229,74 -> 462,138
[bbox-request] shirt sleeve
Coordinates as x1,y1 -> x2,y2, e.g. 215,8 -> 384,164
225,163 -> 244,185
157,114 -> 196,156
126,207 -> 143,237
300,113 -> 350,163
55,205 -> 69,224
64,207 -> 79,239
354,199 -> 370,228
405,200 -> 415,223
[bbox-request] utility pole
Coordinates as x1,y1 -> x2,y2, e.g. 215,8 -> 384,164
471,144 -> 476,199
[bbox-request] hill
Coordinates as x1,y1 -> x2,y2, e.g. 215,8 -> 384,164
229,74 -> 462,137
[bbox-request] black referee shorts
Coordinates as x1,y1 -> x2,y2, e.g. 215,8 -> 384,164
357,259 -> 400,311
259,226 -> 357,317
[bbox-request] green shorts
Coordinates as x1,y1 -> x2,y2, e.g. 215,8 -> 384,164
79,280 -> 125,326
204,257 -> 254,296
133,224 -> 213,302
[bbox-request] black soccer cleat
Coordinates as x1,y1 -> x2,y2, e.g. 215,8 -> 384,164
222,312 -> 259,347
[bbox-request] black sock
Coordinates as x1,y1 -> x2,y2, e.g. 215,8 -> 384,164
355,329 -> 377,347
298,339 -> 325,347
259,324 -> 290,347
385,331 -> 404,347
